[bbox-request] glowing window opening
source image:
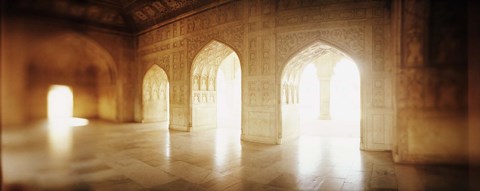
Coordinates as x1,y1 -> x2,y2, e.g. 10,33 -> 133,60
47,85 -> 88,127
48,85 -> 73,120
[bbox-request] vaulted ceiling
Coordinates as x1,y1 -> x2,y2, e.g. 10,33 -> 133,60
4,0 -> 227,33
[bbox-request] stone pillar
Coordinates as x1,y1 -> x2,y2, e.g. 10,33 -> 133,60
315,53 -> 337,120
318,76 -> 332,120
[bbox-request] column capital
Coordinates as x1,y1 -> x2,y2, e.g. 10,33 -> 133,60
313,52 -> 342,79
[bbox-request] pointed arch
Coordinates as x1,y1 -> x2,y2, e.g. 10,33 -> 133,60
190,38 -> 244,66
143,64 -> 169,122
190,40 -> 242,130
278,41 -> 363,144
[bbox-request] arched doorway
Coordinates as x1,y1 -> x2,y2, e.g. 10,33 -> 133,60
280,42 -> 361,143
191,40 -> 241,130
142,65 -> 169,123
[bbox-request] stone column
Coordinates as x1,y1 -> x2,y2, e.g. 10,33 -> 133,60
318,76 -> 332,120
315,53 -> 337,120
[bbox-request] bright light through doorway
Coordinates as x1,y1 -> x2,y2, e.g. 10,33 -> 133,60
216,53 -> 241,129
299,58 -> 360,137
47,85 -> 88,126
331,58 -> 360,121
47,85 -> 88,160
299,64 -> 320,119
48,85 -> 73,120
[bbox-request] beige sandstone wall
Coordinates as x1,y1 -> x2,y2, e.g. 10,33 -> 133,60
1,17 -> 135,125
394,0 -> 469,164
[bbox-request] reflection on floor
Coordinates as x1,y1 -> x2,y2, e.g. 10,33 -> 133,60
2,120 -> 470,191
300,119 -> 360,138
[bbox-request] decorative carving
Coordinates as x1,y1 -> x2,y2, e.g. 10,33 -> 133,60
185,2 -> 242,34
208,77 -> 215,91
138,39 -> 186,56
281,83 -> 288,104
10,1 -> 127,31
155,55 -> 171,77
152,2 -> 167,13
209,92 -> 216,103
191,41 -> 239,105
193,75 -> 200,90
200,75 -> 207,90
248,37 -> 260,76
171,84 -> 186,105
248,35 -> 275,76
201,93 -> 207,103
277,8 -> 367,27
281,44 -> 346,108
172,51 -> 186,81
193,93 -> 200,104
130,0 -> 215,29
187,24 -> 245,61
143,6 -> 156,17
248,79 -> 274,105
262,35 -> 275,75
372,25 -> 385,71
281,82 -> 299,105
373,79 -> 385,107
277,27 -> 365,63
138,26 -> 172,47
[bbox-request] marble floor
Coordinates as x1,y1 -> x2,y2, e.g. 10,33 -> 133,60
2,120 -> 471,191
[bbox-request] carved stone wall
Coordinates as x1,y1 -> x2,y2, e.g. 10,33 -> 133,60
394,0 -> 469,164
136,0 -> 395,148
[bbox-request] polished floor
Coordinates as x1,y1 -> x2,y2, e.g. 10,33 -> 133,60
2,120 -> 470,191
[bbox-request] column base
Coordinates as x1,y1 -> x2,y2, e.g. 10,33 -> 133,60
318,115 -> 331,120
